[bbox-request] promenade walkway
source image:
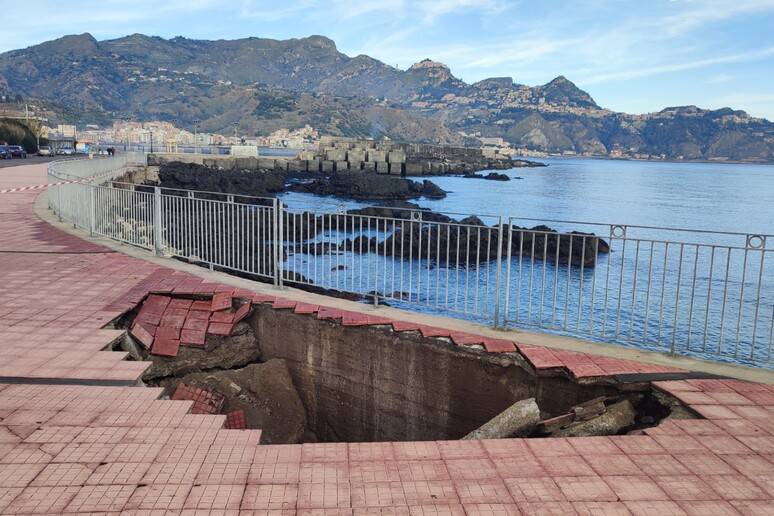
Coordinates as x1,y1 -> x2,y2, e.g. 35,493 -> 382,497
0,162 -> 773,514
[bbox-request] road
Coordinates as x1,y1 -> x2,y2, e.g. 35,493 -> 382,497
0,155 -> 78,169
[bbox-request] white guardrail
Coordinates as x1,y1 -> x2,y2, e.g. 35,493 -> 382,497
47,155 -> 774,369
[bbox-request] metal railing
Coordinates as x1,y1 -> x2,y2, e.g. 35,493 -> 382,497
47,158 -> 774,369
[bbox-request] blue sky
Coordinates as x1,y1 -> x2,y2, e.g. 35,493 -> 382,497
3,0 -> 774,119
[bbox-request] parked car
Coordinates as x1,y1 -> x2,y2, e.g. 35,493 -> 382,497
38,146 -> 51,156
7,145 -> 27,158
57,148 -> 74,156
0,145 -> 11,159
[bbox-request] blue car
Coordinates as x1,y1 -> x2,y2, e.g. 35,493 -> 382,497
0,145 -> 12,159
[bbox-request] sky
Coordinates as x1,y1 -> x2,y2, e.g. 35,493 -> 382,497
2,0 -> 773,119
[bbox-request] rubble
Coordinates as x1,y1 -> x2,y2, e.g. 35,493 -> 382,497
462,398 -> 540,439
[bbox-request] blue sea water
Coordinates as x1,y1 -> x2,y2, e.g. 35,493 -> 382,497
277,158 -> 774,367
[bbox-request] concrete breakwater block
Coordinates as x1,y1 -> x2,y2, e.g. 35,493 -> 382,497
362,162 -> 376,173
389,163 -> 404,175
321,160 -> 334,172
369,150 -> 387,162
347,150 -> 366,163
375,161 -> 390,174
388,150 -> 407,164
335,161 -> 349,172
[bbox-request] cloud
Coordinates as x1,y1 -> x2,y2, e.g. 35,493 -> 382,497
578,46 -> 774,84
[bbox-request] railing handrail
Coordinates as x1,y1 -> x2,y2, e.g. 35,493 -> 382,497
47,161 -> 774,370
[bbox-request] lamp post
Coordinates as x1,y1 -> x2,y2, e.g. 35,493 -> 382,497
193,119 -> 200,155
149,131 -> 154,154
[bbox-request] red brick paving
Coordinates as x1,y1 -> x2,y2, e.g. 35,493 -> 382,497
0,164 -> 773,513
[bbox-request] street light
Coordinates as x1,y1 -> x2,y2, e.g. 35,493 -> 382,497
193,119 -> 200,155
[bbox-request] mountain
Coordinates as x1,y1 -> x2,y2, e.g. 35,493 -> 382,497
0,33 -> 772,161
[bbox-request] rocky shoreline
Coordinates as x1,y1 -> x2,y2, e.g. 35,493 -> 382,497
145,162 -> 609,276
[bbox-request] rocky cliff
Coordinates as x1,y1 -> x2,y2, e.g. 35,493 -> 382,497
1,33 -> 772,161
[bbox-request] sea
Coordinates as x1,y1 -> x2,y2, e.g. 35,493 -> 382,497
276,157 -> 774,367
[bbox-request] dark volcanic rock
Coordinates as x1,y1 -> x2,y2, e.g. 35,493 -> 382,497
156,161 -> 287,197
289,172 -> 446,200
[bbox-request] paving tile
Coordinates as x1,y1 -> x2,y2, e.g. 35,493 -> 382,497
349,442 -> 396,462
184,483 -> 245,510
211,310 -> 236,324
0,463 -> 45,488
652,474 -> 719,501
602,476 -> 668,501
571,501 -> 632,515
65,484 -> 135,512
347,462 -> 399,484
208,322 -> 234,336
297,482 -> 351,509
390,442 -> 441,462
585,454 -> 642,476
151,335 -> 181,357
629,453 -> 690,476
241,484 -> 298,510
402,480 -> 459,506
445,458 -> 499,480
248,461 -> 301,484
302,443 -> 349,463
224,409 -> 247,429
677,500 -> 741,515
702,474 -> 768,500
481,439 -> 532,459
526,438 -> 576,457
124,483 -> 192,510
407,503 -> 467,515
536,455 -> 594,477
453,479 -> 513,504
516,501 -> 578,515
211,292 -> 233,312
141,462 -> 202,485
566,436 -> 621,456
300,462 -> 349,483
2,485 -> 80,514
503,477 -> 564,502
729,500 -> 774,515
674,453 -> 737,476
397,461 -> 450,481
624,500 -> 687,515
492,456 -> 546,479
437,439 -> 486,460
30,462 -> 93,487
86,461 -> 151,485
461,503 -> 521,515
1,443 -> 58,464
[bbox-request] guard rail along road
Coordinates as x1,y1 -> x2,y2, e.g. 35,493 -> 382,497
47,155 -> 774,370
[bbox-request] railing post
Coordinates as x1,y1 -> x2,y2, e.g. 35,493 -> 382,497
89,185 -> 95,237
56,186 -> 63,222
502,218 -> 513,328
273,198 -> 285,288
493,216 -> 504,328
153,186 -> 163,256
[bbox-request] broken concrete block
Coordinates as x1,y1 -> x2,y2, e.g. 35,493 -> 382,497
462,398 -> 540,439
